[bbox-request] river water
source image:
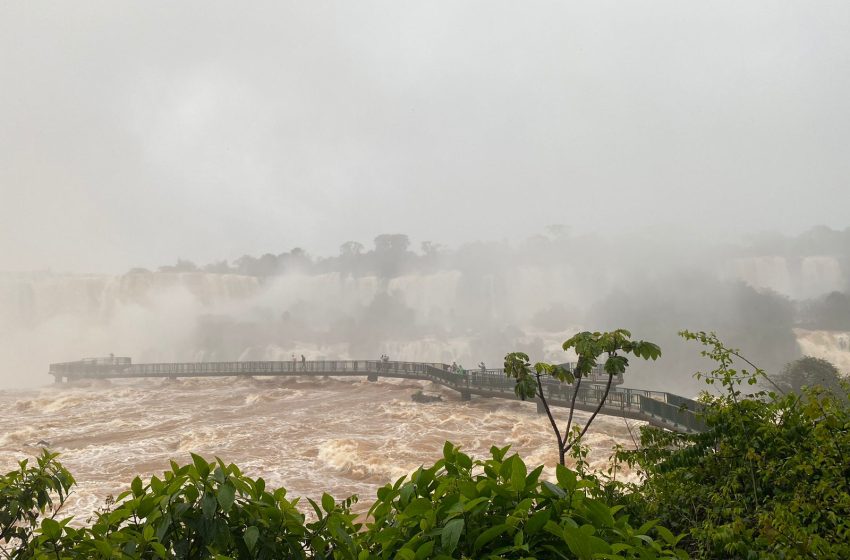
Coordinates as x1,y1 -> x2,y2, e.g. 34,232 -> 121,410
0,375 -> 638,522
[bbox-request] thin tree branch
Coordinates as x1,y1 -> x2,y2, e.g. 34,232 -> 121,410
534,373 -> 564,463
563,375 -> 583,443
564,371 -> 614,454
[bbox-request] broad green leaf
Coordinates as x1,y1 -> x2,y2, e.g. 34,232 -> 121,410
191,453 -> 209,478
556,464 -> 577,492
244,525 -> 259,551
442,441 -> 455,460
473,523 -> 508,552
41,518 -> 62,540
563,525 -> 593,560
395,548 -> 415,560
441,518 -> 464,555
403,497 -> 433,517
510,455 -> 527,492
584,498 -> 615,528
217,482 -> 236,512
131,475 -> 144,497
321,492 -> 335,513
415,540 -> 435,560
656,525 -> 677,545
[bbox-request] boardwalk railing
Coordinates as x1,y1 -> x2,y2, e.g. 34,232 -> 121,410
49,358 -> 705,433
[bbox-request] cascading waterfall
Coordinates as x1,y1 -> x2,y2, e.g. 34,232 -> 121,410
725,255 -> 845,299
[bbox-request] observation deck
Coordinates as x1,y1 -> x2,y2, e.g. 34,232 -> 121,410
49,357 -> 704,433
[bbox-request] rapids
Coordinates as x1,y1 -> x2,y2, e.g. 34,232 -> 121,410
0,376 -> 640,522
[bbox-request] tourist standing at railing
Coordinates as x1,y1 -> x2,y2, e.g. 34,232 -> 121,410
301,354 -> 307,372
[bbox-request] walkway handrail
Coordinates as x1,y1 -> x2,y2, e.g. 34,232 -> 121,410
48,358 -> 705,433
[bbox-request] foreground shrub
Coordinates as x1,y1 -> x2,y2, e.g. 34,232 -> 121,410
363,441 -> 685,559
4,445 -> 684,559
23,454 -> 360,559
0,450 -> 75,556
618,332 -> 850,559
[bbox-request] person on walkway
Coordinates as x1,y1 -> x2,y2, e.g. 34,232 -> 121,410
478,361 -> 486,373
301,354 -> 307,372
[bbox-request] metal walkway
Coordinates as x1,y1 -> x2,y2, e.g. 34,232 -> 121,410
49,358 -> 705,433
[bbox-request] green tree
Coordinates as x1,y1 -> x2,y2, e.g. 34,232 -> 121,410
776,355 -> 846,396
618,331 -> 850,558
505,330 -> 660,466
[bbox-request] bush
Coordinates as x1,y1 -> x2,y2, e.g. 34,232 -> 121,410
362,442 -> 684,559
4,446 -> 685,559
0,450 -> 75,555
617,332 -> 850,558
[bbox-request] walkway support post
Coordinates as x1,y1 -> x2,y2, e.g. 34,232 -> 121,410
536,399 -> 546,415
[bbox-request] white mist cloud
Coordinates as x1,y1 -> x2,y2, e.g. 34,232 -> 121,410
1,1 -> 849,274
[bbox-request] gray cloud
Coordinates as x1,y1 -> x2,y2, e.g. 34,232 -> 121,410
2,1 -> 849,272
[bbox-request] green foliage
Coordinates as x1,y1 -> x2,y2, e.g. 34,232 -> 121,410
362,442 -> 686,559
5,446 -> 687,560
0,449 -> 75,557
505,330 -> 660,465
775,355 -> 847,397
21,455 -> 361,559
617,332 -> 850,559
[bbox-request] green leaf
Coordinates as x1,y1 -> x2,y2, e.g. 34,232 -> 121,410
150,542 -> 168,558
321,492 -> 335,513
191,453 -> 210,478
563,525 -> 593,560
93,540 -> 114,556
542,480 -> 566,498
526,509 -> 551,535
458,496 -> 487,513
202,493 -> 217,518
415,540 -> 435,560
443,441 -> 455,461
217,482 -> 236,512
395,548 -> 415,560
584,498 -> 615,528
131,475 -> 144,497
656,525 -> 677,545
403,497 -> 433,517
510,455 -> 527,492
441,518 -> 464,555
244,525 -> 259,551
41,518 -> 62,540
556,463 -> 577,492
473,523 -> 508,552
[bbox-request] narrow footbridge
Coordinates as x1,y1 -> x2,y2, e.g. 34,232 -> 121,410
49,357 -> 705,433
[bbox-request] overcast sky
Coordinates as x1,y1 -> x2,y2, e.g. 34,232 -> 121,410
2,1 -> 849,273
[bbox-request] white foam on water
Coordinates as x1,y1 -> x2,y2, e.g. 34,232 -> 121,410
0,376 -> 644,522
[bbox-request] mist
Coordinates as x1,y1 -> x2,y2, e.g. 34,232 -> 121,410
2,2 -> 850,390
3,1 -> 850,274
2,227 -> 849,394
